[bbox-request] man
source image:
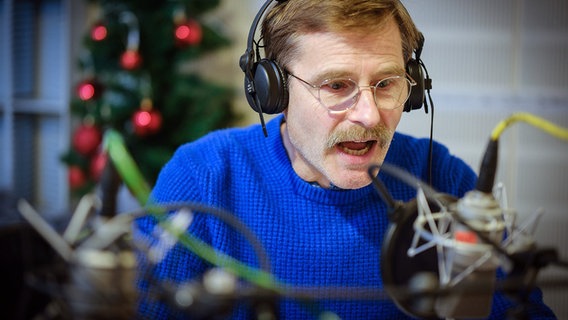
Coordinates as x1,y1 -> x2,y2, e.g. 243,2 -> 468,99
135,0 -> 555,318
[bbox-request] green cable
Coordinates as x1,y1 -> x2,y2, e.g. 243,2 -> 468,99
149,206 -> 280,290
103,129 -> 151,206
103,129 -> 280,290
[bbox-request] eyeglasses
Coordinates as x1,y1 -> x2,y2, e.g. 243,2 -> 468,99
288,73 -> 417,113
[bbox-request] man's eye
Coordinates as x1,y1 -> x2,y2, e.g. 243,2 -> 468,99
377,78 -> 394,89
323,79 -> 354,93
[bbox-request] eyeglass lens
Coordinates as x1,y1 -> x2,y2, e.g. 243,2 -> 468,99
319,76 -> 412,112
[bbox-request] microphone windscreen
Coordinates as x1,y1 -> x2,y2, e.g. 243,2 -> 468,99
381,194 -> 456,319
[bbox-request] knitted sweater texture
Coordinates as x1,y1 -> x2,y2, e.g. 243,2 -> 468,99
135,115 -> 554,319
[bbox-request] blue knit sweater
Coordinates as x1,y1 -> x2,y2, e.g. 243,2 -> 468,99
135,115 -> 555,319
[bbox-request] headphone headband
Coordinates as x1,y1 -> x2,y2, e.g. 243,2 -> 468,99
240,0 -> 430,125
240,0 -> 278,74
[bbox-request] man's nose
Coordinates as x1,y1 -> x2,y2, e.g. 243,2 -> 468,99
345,86 -> 381,128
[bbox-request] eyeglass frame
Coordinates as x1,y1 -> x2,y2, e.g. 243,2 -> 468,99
286,71 -> 417,113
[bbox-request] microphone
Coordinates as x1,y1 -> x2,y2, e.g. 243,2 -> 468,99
98,158 -> 122,218
373,143 -> 505,319
376,112 -> 568,319
158,268 -> 279,320
434,138 -> 504,318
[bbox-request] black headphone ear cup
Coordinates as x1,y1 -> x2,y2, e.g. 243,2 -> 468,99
243,75 -> 259,113
251,59 -> 289,114
404,59 -> 425,112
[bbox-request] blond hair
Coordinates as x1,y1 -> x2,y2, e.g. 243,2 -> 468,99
262,0 -> 421,70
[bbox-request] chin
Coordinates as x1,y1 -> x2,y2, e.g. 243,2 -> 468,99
332,175 -> 372,190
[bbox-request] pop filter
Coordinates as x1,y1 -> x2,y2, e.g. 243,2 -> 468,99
372,162 -> 504,319
380,193 -> 456,319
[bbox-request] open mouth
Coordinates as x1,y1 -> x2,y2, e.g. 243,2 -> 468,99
337,140 -> 376,156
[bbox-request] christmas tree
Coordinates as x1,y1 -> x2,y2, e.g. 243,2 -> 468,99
62,0 -> 236,197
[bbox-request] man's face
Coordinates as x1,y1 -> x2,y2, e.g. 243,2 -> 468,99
281,18 -> 406,189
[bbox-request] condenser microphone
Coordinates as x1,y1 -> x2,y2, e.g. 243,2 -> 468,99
372,158 -> 504,319
370,163 -> 454,319
435,138 -> 504,318
434,190 -> 504,318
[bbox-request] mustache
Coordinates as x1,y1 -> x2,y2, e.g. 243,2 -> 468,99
326,124 -> 393,149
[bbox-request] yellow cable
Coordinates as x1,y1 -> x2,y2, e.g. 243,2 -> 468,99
491,112 -> 568,141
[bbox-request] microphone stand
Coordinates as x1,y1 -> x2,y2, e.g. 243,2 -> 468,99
501,246 -> 568,320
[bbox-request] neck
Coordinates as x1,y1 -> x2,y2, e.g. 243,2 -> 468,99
280,119 -> 333,189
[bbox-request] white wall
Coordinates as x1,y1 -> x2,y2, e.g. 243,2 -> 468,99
398,1 -> 568,317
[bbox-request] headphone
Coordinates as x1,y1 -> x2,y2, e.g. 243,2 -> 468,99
404,34 -> 430,113
239,0 -> 431,118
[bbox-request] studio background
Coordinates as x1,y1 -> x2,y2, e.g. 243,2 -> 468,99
1,0 -> 566,317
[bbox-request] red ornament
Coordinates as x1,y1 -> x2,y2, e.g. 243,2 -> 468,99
132,99 -> 162,136
76,78 -> 102,101
73,124 -> 102,156
120,49 -> 142,70
174,19 -> 202,46
90,151 -> 108,181
132,109 -> 162,136
91,22 -> 108,41
69,165 -> 87,189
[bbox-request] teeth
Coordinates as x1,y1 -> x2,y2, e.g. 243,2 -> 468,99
339,144 -> 371,156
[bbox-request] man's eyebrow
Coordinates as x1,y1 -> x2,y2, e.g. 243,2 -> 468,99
311,70 -> 353,83
313,65 -> 406,83
377,65 -> 406,77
